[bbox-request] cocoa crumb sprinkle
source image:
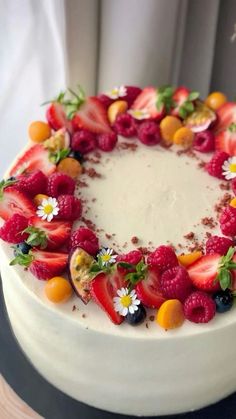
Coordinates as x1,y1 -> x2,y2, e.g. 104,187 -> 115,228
83,167 -> 101,178
184,232 -> 195,240
219,182 -> 230,191
131,236 -> 139,244
201,217 -> 217,229
77,180 -> 88,188
105,233 -> 112,240
118,142 -> 138,151
149,315 -> 155,322
81,217 -> 96,230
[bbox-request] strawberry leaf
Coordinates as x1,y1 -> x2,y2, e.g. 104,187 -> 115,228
10,251 -> 33,267
156,85 -> 175,113
187,91 -> 199,101
217,247 -> 236,290
49,148 -> 70,164
117,262 -> 135,270
24,226 -> 47,249
0,178 -> 17,200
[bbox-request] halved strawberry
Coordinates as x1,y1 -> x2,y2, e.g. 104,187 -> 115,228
135,267 -> 166,309
0,187 -> 36,221
171,86 -> 190,117
28,216 -> 72,250
214,102 -> 236,134
29,249 -> 68,280
187,254 -> 221,292
90,271 -> 126,324
131,87 -> 165,120
72,97 -> 112,134
9,144 -> 56,177
215,126 -> 236,155
46,102 -> 73,132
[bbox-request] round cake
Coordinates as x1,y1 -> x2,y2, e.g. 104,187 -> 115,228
1,85 -> 236,416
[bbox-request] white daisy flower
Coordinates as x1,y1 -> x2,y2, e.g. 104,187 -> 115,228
222,156 -> 236,180
113,287 -> 140,316
36,197 -> 59,222
128,109 -> 150,120
98,247 -> 117,266
105,85 -> 127,99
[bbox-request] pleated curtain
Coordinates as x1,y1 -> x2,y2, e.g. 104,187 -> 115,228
1,0 -> 236,173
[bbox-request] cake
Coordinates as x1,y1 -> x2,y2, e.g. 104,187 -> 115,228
1,85 -> 236,416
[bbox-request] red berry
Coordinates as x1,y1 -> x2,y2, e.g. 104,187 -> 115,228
0,214 -> 28,243
97,132 -> 118,152
206,151 -> 229,179
147,245 -> 178,273
47,172 -> 75,197
138,121 -> 161,146
183,291 -> 216,323
123,86 -> 142,107
187,254 -> 220,292
71,130 -> 97,154
69,227 -> 99,256
219,205 -> 236,236
29,249 -> 68,280
17,170 -> 47,196
97,94 -> 113,109
231,178 -> 236,195
56,195 -> 82,221
193,130 -> 215,152
113,114 -> 136,138
160,266 -> 192,302
206,235 -> 234,255
117,250 -> 143,274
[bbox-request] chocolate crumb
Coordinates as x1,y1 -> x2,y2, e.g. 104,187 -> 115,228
105,233 -> 112,240
72,305 -> 77,312
149,315 -> 155,322
184,232 -> 195,240
82,313 -> 87,319
201,217 -> 217,229
81,217 -> 96,230
145,323 -> 149,329
131,236 -> 139,244
84,167 -> 101,178
118,142 -> 138,151
219,182 -> 230,191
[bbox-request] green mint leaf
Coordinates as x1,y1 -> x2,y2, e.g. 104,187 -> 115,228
50,148 -> 70,164
183,101 -> 194,112
219,269 -> 232,291
187,91 -> 199,101
179,106 -> 187,119
136,260 -> 147,274
117,262 -> 135,270
89,264 -> 102,273
229,122 -> 236,133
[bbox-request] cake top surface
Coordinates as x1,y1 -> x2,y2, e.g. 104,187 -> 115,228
1,84 -> 236,335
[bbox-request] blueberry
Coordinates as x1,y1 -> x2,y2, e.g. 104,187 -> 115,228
16,242 -> 32,255
213,289 -> 234,313
69,150 -> 84,164
126,304 -> 146,326
7,176 -> 16,181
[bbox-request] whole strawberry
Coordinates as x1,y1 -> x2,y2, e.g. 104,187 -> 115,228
147,245 -> 178,273
220,205 -> 236,236
0,214 -> 29,243
206,235 -> 234,255
160,266 -> 192,302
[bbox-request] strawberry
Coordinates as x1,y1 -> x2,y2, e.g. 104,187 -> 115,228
215,123 -> 236,155
135,267 -> 166,308
46,102 -> 73,132
131,87 -> 165,120
171,86 -> 190,117
72,97 -> 112,134
9,144 -> 56,177
27,216 -> 72,250
90,271 -> 126,324
29,249 -> 68,280
10,248 -> 68,280
187,254 -> 221,292
0,187 -> 36,221
214,102 -> 236,134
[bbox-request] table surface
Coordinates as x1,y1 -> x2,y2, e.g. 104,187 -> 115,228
1,278 -> 236,419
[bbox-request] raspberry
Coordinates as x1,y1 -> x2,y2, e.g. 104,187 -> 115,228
97,94 -> 113,109
71,130 -> 97,154
138,121 -> 161,146
160,266 -> 192,302
69,227 -> 99,256
47,172 -> 75,197
123,86 -> 142,107
0,214 -> 28,243
206,235 -> 234,255
97,132 -> 118,152
206,151 -> 229,179
219,205 -> 236,236
183,291 -> 216,323
117,250 -> 143,274
113,114 -> 136,138
147,245 -> 178,273
56,195 -> 82,221
231,178 -> 236,195
17,170 -> 47,196
193,130 -> 215,152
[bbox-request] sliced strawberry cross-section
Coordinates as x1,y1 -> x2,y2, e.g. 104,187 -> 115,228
90,271 -> 126,324
215,123 -> 236,156
214,102 -> 236,135
72,97 -> 112,134
9,144 -> 56,177
27,216 -> 72,250
135,267 -> 166,309
46,102 -> 73,133
131,87 -> 165,120
30,249 -> 68,280
187,254 -> 221,292
0,187 -> 36,221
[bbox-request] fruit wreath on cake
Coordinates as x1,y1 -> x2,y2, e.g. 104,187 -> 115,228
1,84 -> 236,330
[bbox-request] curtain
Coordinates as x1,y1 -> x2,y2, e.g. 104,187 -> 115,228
0,0 -> 235,174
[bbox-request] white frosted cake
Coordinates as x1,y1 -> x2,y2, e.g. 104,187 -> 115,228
1,85 -> 236,416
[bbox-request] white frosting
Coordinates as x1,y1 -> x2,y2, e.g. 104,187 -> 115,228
1,141 -> 236,416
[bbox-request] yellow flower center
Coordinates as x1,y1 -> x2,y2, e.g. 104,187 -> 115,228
44,204 -> 53,215
120,295 -> 132,308
111,89 -> 118,96
101,254 -> 111,262
230,163 -> 236,173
